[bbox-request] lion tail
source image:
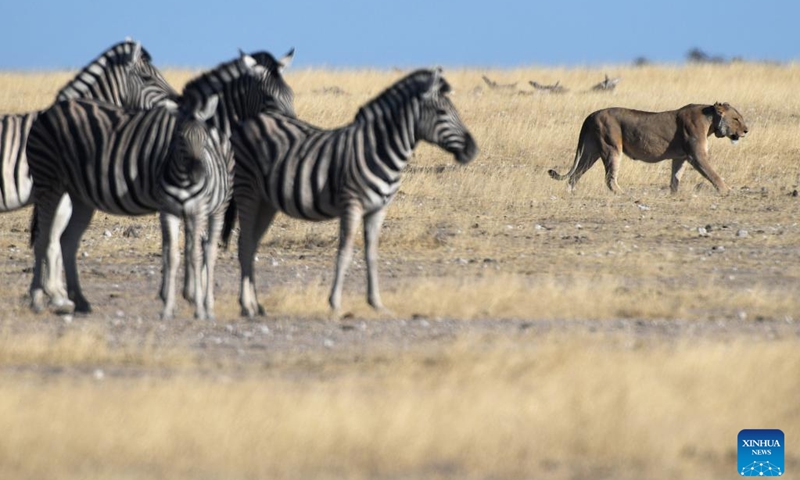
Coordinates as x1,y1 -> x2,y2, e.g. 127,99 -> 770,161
548,143 -> 585,181
548,120 -> 590,181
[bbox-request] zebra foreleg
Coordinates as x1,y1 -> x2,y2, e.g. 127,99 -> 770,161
184,213 -> 208,320
200,208 -> 225,320
329,203 -> 363,318
363,207 -> 393,316
60,201 -> 95,313
237,199 -> 277,318
159,213 -> 181,319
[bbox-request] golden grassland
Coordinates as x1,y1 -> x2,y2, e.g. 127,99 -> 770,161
0,333 -> 798,480
0,62 -> 799,479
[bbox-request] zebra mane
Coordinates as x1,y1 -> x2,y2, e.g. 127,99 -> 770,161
181,51 -> 281,98
56,40 -> 151,98
355,69 -> 440,123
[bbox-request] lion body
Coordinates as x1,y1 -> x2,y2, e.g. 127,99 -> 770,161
549,103 -> 748,194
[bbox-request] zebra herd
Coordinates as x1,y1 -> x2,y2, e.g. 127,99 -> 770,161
5,39 -> 477,320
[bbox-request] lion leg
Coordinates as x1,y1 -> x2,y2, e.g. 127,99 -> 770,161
601,150 -> 624,194
687,141 -> 729,195
670,158 -> 688,193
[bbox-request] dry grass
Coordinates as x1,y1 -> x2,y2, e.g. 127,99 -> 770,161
0,334 -> 798,480
0,62 -> 799,479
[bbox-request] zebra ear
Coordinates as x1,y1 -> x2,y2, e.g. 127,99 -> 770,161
195,95 -> 219,122
161,99 -> 179,112
130,41 -> 143,65
278,48 -> 295,73
240,52 -> 257,70
422,68 -> 443,99
240,53 -> 267,76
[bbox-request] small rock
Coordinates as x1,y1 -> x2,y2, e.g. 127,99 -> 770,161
122,226 -> 140,238
63,315 -> 73,324
637,204 -> 650,211
115,310 -> 124,318
737,310 -> 747,321
575,224 -> 583,229
697,227 -> 708,236
323,338 -> 335,348
93,369 -> 105,380
711,245 -> 725,252
82,251 -> 89,258
103,230 -> 112,238
736,229 -> 749,238
258,325 -> 270,335
534,224 -> 544,230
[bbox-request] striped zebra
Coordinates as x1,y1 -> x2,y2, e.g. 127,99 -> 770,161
27,96 -> 231,320
224,68 -> 478,318
1,39 -> 177,212
21,39 -> 178,310
168,48 -> 295,307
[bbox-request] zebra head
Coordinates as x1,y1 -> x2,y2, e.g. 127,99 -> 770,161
56,39 -> 179,109
124,41 -> 180,109
170,95 -> 227,185
238,48 -> 296,118
416,68 -> 478,164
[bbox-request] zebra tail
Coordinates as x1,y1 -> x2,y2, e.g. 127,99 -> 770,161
29,204 -> 38,248
221,197 -> 237,250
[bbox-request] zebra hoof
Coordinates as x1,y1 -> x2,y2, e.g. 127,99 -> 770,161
160,310 -> 174,321
30,290 -> 47,313
73,300 -> 92,314
51,298 -> 76,315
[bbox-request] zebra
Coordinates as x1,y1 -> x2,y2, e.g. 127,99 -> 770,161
1,39 -> 177,212
27,96 -> 231,320
14,39 -> 178,311
166,48 -> 296,308
224,68 -> 478,318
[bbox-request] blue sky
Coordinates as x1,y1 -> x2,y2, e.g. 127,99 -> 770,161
2,0 -> 795,69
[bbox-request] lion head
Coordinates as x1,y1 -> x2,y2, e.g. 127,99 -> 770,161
712,102 -> 749,144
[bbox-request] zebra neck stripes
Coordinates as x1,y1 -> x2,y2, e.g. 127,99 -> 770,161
56,40 -> 177,109
181,50 -> 295,137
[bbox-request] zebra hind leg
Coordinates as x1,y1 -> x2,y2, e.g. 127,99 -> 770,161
45,195 -> 74,313
237,198 -> 277,318
30,191 -> 68,313
60,200 -> 95,313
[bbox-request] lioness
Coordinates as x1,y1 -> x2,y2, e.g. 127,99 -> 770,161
549,102 -> 748,194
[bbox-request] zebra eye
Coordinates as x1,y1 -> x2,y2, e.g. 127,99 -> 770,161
435,108 -> 448,116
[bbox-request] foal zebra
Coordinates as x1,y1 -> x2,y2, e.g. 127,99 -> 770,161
225,68 -> 478,317
27,96 -> 231,320
169,48 -> 295,306
0,39 -> 177,212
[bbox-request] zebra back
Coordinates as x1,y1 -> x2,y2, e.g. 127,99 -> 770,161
180,48 -> 295,137
223,68 -> 477,243
56,39 -> 178,109
27,97 -> 229,218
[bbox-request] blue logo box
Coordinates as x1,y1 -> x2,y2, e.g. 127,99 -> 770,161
738,429 -> 784,476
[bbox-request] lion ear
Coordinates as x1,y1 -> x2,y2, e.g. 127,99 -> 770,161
714,102 -> 726,114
